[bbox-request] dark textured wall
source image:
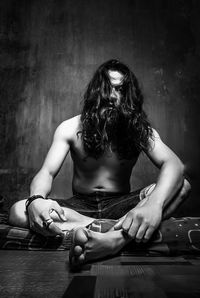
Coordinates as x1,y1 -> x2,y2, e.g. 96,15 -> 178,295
0,0 -> 200,215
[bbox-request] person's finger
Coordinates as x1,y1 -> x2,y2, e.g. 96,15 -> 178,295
135,224 -> 148,243
40,209 -> 52,221
47,221 -> 65,237
40,208 -> 64,236
143,226 -> 155,242
127,219 -> 140,238
51,201 -> 67,221
121,215 -> 133,233
114,216 -> 125,230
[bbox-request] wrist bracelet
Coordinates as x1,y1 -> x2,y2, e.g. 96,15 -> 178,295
25,195 -> 47,214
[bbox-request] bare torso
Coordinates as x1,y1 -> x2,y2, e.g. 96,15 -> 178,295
68,115 -> 138,194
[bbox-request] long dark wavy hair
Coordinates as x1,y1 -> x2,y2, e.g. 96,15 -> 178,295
80,59 -> 153,160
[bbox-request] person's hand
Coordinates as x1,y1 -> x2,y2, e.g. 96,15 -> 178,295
114,197 -> 162,242
27,198 -> 67,237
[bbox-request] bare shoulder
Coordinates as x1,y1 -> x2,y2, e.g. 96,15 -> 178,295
54,115 -> 81,141
146,127 -> 181,167
151,128 -> 161,139
148,128 -> 162,147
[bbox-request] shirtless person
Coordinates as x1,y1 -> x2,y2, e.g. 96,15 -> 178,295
9,59 -> 190,267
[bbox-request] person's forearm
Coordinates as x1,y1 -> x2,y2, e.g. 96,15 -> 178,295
30,168 -> 53,198
147,159 -> 184,209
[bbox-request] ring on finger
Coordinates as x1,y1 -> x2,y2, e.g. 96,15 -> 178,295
43,218 -> 53,229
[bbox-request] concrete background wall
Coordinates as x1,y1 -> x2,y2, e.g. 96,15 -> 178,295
0,0 -> 200,215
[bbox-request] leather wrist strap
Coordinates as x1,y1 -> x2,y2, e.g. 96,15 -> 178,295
25,195 -> 47,214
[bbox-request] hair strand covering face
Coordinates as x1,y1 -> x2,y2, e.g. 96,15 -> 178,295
79,59 -> 153,160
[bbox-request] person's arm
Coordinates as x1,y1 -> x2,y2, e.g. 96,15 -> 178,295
27,120 -> 72,237
114,129 -> 185,242
143,129 -> 184,208
30,122 -> 70,197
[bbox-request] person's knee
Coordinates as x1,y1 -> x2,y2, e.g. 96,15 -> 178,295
9,200 -> 28,228
181,178 -> 191,198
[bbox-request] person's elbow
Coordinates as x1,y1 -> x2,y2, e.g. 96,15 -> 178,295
165,156 -> 185,183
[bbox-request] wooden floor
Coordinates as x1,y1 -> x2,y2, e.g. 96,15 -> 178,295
0,251 -> 200,297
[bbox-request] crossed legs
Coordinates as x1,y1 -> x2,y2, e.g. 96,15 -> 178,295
9,179 -> 191,268
70,178 -> 191,268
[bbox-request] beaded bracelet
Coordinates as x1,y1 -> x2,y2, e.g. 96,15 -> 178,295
25,195 -> 47,214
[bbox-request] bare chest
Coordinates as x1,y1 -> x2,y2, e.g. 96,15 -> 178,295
70,135 -> 137,173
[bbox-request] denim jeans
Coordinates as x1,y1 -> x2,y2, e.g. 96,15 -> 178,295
53,185 -> 155,219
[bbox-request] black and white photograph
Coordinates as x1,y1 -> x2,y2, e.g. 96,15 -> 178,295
0,0 -> 200,297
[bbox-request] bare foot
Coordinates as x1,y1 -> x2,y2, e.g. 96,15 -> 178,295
69,227 -> 128,269
50,208 -> 93,232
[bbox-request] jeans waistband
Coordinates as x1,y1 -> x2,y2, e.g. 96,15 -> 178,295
73,190 -> 127,198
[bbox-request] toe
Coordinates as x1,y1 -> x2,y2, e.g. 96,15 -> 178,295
74,245 -> 83,256
69,228 -> 88,269
77,253 -> 85,264
69,253 -> 85,271
69,228 -> 89,270
74,228 -> 88,246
